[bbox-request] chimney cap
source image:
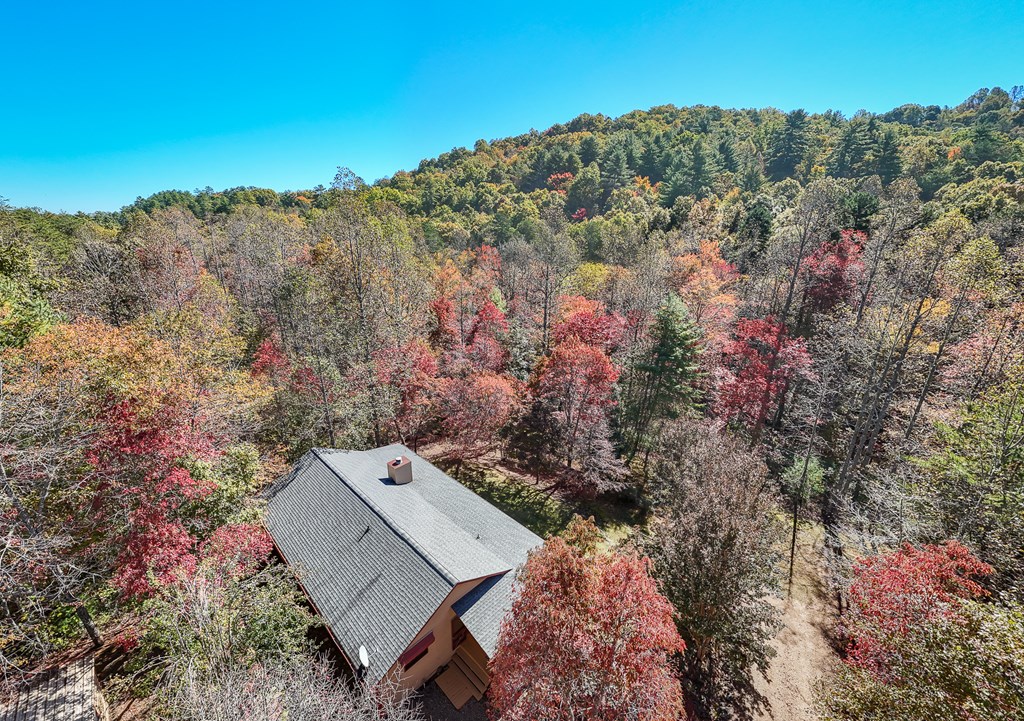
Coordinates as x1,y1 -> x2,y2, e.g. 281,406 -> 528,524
387,455 -> 413,484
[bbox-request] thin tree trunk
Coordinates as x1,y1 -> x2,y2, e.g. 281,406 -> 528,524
905,289 -> 969,440
74,602 -> 102,648
788,498 -> 800,596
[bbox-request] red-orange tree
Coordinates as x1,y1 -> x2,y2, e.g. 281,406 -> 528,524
489,517 -> 685,721
818,542 -> 1019,721
1,318 -> 265,676
534,338 -> 619,468
716,316 -> 813,437
843,541 -> 992,678
669,240 -> 738,353
801,229 -> 865,313
552,295 -> 625,351
435,371 -> 521,462
373,339 -> 439,447
465,299 -> 509,372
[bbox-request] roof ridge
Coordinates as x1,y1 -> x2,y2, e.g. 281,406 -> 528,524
311,448 -> 462,586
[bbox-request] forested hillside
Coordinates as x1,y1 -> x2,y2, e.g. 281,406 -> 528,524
3,87 -> 1024,720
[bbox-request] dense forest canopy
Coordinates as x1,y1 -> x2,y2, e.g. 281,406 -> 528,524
3,86 -> 1024,720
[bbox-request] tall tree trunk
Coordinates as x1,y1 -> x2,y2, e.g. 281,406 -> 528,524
904,291 -> 968,440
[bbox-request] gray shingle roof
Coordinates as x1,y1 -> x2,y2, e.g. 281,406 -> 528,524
451,573 -> 517,656
265,445 -> 541,681
0,655 -> 95,721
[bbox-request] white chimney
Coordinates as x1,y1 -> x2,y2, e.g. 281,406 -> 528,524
387,455 -> 413,484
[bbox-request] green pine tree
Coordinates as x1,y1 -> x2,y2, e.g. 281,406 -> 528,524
619,294 -> 703,462
659,140 -> 720,205
766,109 -> 811,181
875,128 -> 903,183
717,134 -> 739,173
829,118 -> 873,177
601,141 -> 633,194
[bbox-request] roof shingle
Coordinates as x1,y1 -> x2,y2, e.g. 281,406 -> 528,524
265,445 -> 541,682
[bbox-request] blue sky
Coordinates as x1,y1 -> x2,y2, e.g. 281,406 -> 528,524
2,1 -> 1021,213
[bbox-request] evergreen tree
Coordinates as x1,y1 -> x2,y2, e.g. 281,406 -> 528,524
875,128 -> 903,183
601,140 -> 633,194
688,140 -> 718,198
639,132 -> 670,183
737,199 -> 774,268
829,118 -> 873,177
738,142 -> 766,192
966,123 -> 1005,164
717,134 -> 739,173
620,294 -> 703,462
841,191 -> 881,233
579,133 -> 602,166
660,141 -> 719,204
766,109 -> 811,181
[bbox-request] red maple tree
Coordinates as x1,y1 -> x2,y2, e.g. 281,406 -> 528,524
429,296 -> 460,350
534,336 -> 620,473
552,296 -> 625,351
436,372 -> 521,461
465,299 -> 509,372
89,400 -> 216,598
489,517 -> 685,721
198,523 -> 275,580
374,339 -> 439,444
843,541 -> 992,679
547,172 -> 575,193
252,337 -> 291,379
536,338 -> 619,415
802,229 -> 866,312
716,316 -> 813,435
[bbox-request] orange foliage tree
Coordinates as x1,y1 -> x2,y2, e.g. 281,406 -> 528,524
670,240 -> 739,352
489,517 -> 685,721
436,371 -> 522,462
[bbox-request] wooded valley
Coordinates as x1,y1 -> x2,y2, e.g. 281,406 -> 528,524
2,86 -> 1023,720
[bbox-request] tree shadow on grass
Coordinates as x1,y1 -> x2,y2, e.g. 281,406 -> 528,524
438,460 -> 644,543
443,463 -> 573,539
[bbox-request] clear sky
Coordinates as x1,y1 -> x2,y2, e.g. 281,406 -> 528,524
2,0 -> 1021,213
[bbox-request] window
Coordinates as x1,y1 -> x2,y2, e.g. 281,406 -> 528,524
398,631 -> 435,670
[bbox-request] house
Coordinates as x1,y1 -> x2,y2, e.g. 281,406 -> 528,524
0,655 -> 107,721
264,445 -> 542,708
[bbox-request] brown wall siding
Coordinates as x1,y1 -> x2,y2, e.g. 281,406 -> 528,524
388,577 -> 492,691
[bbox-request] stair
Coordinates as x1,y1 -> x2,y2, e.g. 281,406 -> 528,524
435,665 -> 476,710
451,646 -> 489,699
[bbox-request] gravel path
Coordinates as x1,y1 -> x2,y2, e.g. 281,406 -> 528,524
753,526 -> 838,721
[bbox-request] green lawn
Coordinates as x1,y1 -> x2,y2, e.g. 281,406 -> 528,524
440,461 -> 643,548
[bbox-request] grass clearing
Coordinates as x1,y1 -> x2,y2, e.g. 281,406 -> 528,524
430,454 -> 644,547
